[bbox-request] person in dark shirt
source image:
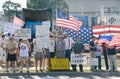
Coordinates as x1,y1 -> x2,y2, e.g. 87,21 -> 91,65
71,37 -> 84,72
107,45 -> 117,71
89,36 -> 97,71
101,42 -> 109,70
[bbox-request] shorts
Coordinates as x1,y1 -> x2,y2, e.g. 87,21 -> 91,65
43,49 -> 50,58
34,52 -> 43,60
6,53 -> 17,61
20,56 -> 29,61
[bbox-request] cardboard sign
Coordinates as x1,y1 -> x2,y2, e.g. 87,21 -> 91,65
71,54 -> 87,65
50,58 -> 70,70
14,29 -> 31,39
88,58 -> 98,66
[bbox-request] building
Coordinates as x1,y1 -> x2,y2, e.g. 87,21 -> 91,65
65,0 -> 120,26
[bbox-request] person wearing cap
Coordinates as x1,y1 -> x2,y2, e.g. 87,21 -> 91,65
64,33 -> 74,61
0,33 -> 7,66
89,36 -> 97,71
19,39 -> 30,73
6,36 -> 18,73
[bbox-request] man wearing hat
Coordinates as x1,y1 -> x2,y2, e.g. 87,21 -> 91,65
89,36 -> 97,71
64,33 -> 74,61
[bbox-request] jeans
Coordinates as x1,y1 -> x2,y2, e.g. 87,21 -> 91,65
65,49 -> 71,61
95,56 -> 101,70
103,50 -> 109,70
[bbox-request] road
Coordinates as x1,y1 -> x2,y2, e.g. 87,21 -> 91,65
0,71 -> 120,79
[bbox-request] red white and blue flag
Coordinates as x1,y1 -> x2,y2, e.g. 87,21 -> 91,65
57,8 -> 82,32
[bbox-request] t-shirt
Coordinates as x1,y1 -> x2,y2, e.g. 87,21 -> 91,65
74,42 -> 84,54
7,41 -> 18,54
49,39 -> 55,52
19,43 -> 29,57
33,38 -> 42,52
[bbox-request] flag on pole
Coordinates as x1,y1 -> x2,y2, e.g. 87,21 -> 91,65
13,15 -> 25,27
57,8 -> 82,32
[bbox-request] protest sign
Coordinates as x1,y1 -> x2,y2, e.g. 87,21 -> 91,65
88,58 -> 98,66
50,58 -> 70,70
71,54 -> 87,65
4,22 -> 21,34
14,28 -> 31,39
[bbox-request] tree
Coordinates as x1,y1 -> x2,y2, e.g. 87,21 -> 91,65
2,0 -> 21,22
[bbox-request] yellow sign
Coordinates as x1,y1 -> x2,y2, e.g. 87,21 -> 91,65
50,58 -> 70,70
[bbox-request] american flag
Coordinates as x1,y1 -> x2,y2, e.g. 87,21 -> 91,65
13,15 -> 25,27
57,8 -> 82,32
98,35 -> 120,50
93,25 -> 120,37
63,26 -> 92,50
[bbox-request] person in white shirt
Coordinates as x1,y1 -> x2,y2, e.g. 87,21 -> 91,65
19,39 -> 30,73
64,33 -> 74,61
0,33 -> 7,65
95,44 -> 103,71
33,36 -> 43,72
49,34 -> 55,58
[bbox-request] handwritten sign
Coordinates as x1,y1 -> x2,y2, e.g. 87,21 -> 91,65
14,29 -> 31,39
88,58 -> 98,66
4,22 -> 21,34
71,54 -> 87,65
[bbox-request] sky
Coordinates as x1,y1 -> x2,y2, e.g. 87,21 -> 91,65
0,0 -> 27,12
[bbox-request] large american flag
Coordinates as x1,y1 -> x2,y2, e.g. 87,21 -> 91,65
93,25 -> 120,37
13,15 -> 25,27
63,26 -> 92,50
98,35 -> 120,50
57,8 -> 82,32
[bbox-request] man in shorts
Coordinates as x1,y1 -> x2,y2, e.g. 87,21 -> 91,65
33,36 -> 43,72
6,36 -> 18,73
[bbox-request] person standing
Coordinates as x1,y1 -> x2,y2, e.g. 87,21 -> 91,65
19,39 -> 30,73
0,33 -> 7,66
101,42 -> 109,70
49,34 -> 55,58
71,37 -> 84,72
6,36 -> 18,73
42,37 -> 50,72
33,36 -> 43,72
64,33 -> 74,60
55,35 -> 65,58
89,36 -> 97,71
107,45 -> 117,71
95,44 -> 102,71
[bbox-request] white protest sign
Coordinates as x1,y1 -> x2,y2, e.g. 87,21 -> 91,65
35,25 -> 49,37
14,29 -> 31,39
88,58 -> 98,66
36,36 -> 50,48
4,22 -> 21,34
71,54 -> 87,65
42,20 -> 50,27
